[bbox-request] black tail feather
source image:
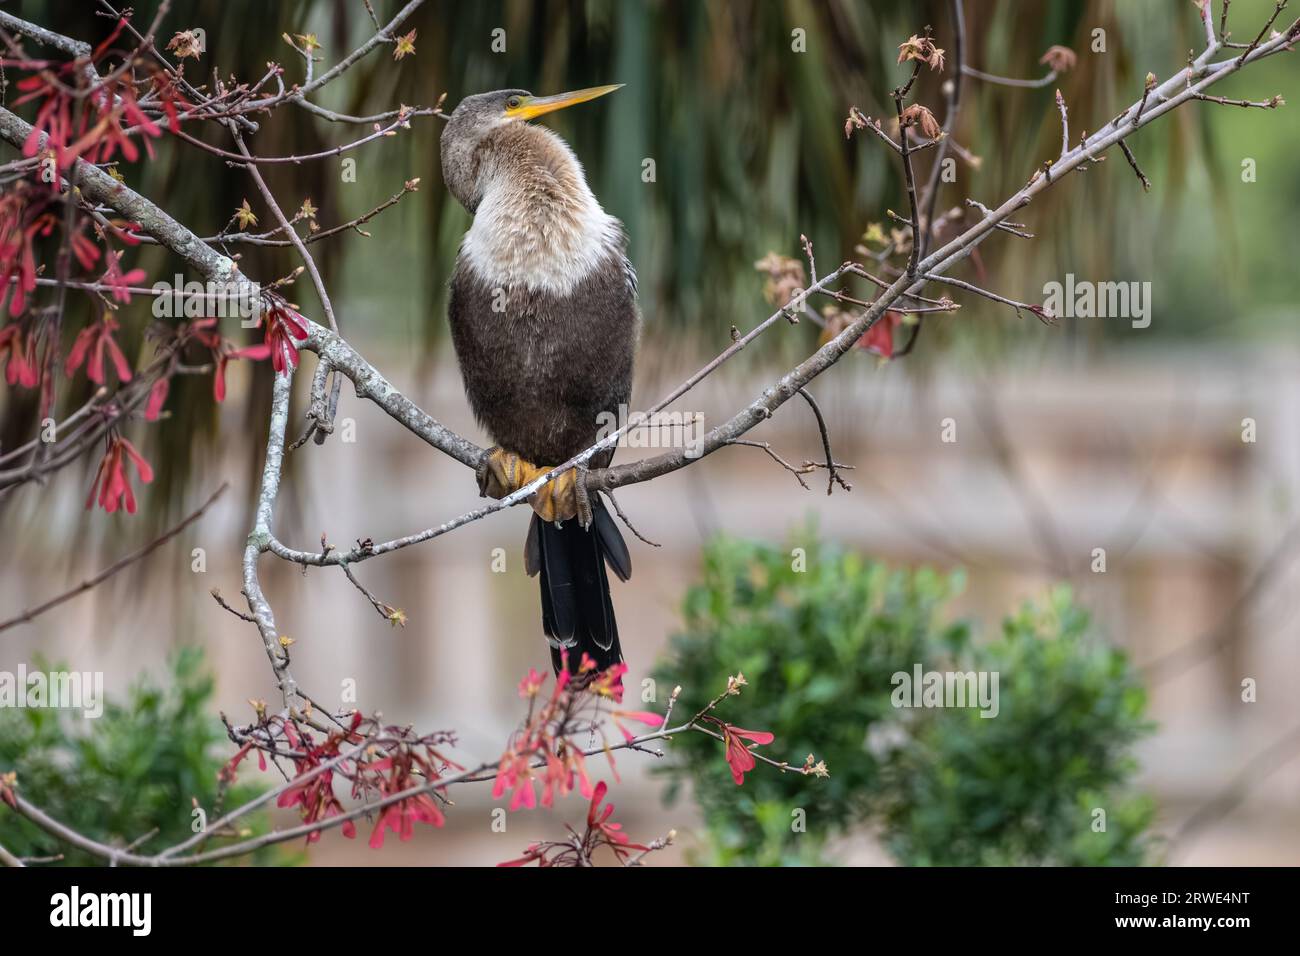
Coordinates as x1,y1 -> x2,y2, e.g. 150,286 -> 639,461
591,499 -> 631,582
526,499 -> 628,674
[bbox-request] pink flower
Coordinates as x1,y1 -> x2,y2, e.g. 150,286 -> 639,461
518,668 -> 545,698
610,709 -> 665,743
508,766 -> 537,812
539,750 -> 567,808
277,767 -> 354,844
0,186 -> 54,318
586,781 -> 648,858
11,19 -> 173,175
262,299 -> 308,373
368,793 -> 444,849
85,436 -> 153,514
214,344 -> 270,402
492,753 -> 537,811
69,226 -> 101,271
98,252 -> 147,304
184,317 -> 271,402
590,662 -> 628,702
65,314 -> 132,385
721,724 -> 775,785
144,377 -> 169,421
566,746 -> 595,800
0,323 -> 39,388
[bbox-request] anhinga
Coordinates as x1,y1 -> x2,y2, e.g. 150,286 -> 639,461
441,86 -> 637,674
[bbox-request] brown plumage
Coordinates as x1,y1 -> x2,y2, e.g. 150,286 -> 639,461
448,236 -> 636,467
441,87 -> 638,672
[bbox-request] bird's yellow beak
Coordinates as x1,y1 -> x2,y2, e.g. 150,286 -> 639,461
506,84 -> 624,121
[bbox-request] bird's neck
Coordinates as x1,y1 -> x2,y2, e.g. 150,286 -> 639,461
461,124 -> 622,296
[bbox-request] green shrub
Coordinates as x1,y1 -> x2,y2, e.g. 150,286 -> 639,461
654,531 -> 1155,866
0,648 -> 291,866
878,587 -> 1156,865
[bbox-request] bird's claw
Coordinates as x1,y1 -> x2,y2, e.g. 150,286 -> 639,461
475,446 -> 592,527
532,464 -> 593,528
477,446 -> 518,499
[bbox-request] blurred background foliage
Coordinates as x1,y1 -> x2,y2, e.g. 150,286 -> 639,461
654,530 -> 1156,866
0,648 -> 293,865
4,0 -> 1298,524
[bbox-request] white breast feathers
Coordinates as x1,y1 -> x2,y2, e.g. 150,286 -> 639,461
460,126 -> 624,297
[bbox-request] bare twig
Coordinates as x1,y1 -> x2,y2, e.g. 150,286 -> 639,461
893,60 -> 925,278
1055,88 -> 1069,160
0,842 -> 24,867
604,489 -> 662,548
1192,91 -> 1284,108
1118,139 -> 1152,191
726,439 -> 813,490
0,484 -> 228,634
340,562 -> 401,623
1236,0 -> 1288,66
962,64 -> 1057,88
922,272 -> 1052,322
210,588 -> 257,624
797,387 -> 852,495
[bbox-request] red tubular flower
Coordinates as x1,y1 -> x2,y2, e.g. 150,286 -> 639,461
587,780 -> 613,828
85,436 -> 153,514
490,752 -> 514,800
721,724 -> 776,786
99,252 -> 147,304
586,781 -> 649,860
181,318 -> 271,402
566,747 -> 595,799
151,73 -> 189,129
518,667 -> 545,698
214,344 -> 271,402
69,225 -> 102,272
857,310 -> 904,359
589,662 -> 628,702
497,843 -> 549,867
368,792 -> 445,849
11,19 -> 172,175
263,300 -> 308,373
0,229 -> 36,316
497,784 -> 652,866
278,769 -> 355,844
0,187 -> 54,317
274,720 -> 363,844
0,323 -> 40,388
610,709 -> 666,744
17,73 -> 74,168
65,314 -> 132,385
539,750 -> 567,808
90,81 -> 162,163
219,742 -> 256,785
365,752 -> 446,849
508,757 -> 537,811
491,750 -> 542,812
144,377 -> 169,421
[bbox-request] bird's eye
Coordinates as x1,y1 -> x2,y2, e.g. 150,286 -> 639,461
506,96 -> 522,110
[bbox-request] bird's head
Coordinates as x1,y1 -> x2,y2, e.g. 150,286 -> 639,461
441,85 -> 622,211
